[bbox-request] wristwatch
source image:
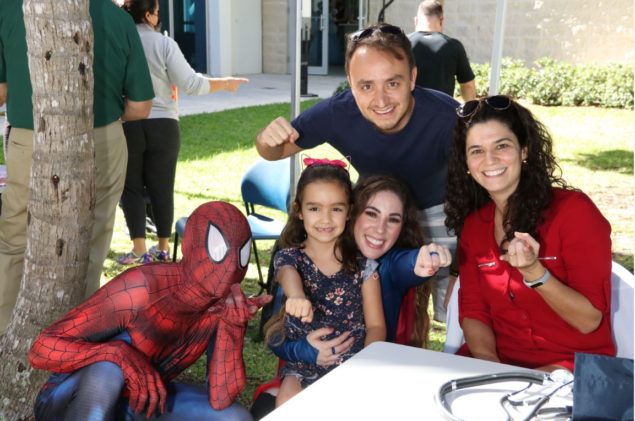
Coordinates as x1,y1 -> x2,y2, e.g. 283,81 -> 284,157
523,268 -> 551,289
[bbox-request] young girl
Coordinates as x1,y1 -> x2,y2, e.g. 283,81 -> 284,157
265,158 -> 386,406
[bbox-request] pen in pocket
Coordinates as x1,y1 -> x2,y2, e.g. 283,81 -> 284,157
477,261 -> 496,268
478,256 -> 557,268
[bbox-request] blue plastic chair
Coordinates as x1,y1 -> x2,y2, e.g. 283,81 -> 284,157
171,216 -> 188,262
241,158 -> 291,293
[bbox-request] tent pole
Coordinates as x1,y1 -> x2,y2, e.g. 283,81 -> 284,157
289,0 -> 302,199
489,0 -> 507,96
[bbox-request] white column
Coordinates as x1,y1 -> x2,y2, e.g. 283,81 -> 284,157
209,0 -> 231,76
231,0 -> 262,74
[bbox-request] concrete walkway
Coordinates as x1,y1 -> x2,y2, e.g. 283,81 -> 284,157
178,72 -> 346,115
0,73 -> 346,127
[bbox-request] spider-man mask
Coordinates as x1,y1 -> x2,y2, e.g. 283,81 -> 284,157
180,201 -> 251,301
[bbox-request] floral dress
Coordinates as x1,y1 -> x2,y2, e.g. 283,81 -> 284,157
275,247 -> 372,387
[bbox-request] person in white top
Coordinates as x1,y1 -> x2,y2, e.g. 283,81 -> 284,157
119,0 -> 248,265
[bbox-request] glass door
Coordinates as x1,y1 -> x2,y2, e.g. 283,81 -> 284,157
172,0 -> 207,73
302,0 -> 329,75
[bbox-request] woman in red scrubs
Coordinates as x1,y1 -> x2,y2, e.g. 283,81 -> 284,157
445,95 -> 615,372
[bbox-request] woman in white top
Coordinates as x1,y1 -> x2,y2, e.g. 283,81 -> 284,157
119,0 -> 247,265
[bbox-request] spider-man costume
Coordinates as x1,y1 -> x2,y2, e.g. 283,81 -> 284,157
28,201 -> 271,420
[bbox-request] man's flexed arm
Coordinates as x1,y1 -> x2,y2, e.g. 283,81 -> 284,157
256,116 -> 304,160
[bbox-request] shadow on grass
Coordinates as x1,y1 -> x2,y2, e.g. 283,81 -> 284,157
572,149 -> 633,175
174,191 -> 236,202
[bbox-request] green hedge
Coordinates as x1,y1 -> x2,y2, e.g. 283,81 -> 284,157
468,58 -> 633,109
334,58 -> 633,109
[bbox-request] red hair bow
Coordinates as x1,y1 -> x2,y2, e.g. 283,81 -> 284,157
302,157 -> 348,169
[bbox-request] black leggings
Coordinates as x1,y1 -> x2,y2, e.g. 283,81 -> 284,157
121,118 -> 180,239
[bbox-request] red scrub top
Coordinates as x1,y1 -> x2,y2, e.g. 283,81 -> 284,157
457,189 -> 615,371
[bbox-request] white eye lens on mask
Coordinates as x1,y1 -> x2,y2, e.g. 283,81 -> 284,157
239,239 -> 251,268
206,223 -> 228,262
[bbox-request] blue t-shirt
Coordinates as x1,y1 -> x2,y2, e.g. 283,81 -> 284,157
292,87 -> 458,209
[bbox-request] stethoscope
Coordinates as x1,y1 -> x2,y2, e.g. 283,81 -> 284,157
435,371 -> 574,421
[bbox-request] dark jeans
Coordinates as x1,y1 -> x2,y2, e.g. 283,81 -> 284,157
121,118 -> 180,239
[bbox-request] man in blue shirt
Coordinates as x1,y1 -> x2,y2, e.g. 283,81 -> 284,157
255,23 -> 457,323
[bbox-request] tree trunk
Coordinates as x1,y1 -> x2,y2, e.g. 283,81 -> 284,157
0,0 -> 94,419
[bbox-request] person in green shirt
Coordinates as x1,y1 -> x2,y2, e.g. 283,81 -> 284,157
0,0 -> 155,333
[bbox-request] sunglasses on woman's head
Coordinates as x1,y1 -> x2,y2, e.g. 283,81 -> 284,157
456,95 -> 512,121
351,24 -> 404,41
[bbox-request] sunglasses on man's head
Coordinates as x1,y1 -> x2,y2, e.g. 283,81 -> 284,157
456,95 -> 512,120
351,24 -> 404,41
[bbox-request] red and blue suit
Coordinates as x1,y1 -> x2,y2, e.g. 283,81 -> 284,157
28,201 -> 271,420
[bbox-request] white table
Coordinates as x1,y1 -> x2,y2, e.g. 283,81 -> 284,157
263,341 -> 572,421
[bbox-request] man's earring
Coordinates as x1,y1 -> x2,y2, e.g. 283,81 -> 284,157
522,159 -> 527,164
466,170 -> 471,174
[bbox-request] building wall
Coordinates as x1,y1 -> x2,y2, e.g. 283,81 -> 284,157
209,0 -> 262,76
379,0 -> 633,65
232,0 -> 263,74
261,0 -> 633,74
262,0 -> 289,73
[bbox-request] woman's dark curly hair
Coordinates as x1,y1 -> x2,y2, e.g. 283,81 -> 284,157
279,162 -> 357,273
444,97 -> 569,246
350,175 -> 430,348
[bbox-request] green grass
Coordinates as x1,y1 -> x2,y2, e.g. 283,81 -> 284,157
528,104 -> 634,269
2,101 -> 632,409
